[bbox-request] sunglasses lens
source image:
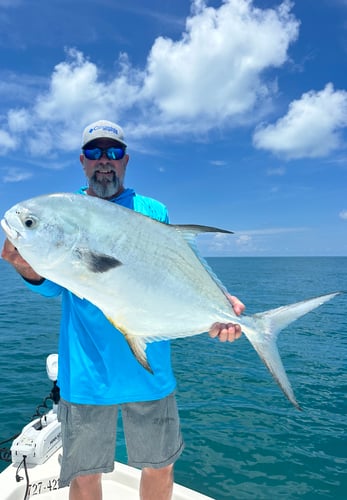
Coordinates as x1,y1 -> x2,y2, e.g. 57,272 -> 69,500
106,148 -> 125,160
83,147 -> 125,160
84,148 -> 102,160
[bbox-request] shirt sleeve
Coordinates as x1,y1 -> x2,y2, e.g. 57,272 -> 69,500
23,277 -> 64,298
133,195 -> 170,223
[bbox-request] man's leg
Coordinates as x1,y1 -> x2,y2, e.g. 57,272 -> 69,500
69,474 -> 102,500
68,464 -> 173,500
122,392 -> 184,500
57,399 -> 118,495
140,464 -> 174,500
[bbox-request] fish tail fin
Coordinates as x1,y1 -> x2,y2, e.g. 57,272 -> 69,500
244,291 -> 341,410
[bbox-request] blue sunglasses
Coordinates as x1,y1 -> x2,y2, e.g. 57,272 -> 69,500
83,146 -> 126,161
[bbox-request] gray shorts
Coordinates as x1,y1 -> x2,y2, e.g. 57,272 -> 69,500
57,392 -> 184,487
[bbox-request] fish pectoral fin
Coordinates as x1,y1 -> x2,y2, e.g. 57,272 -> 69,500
74,248 -> 123,273
125,334 -> 153,374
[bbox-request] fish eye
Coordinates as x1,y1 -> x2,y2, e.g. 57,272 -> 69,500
23,216 -> 38,229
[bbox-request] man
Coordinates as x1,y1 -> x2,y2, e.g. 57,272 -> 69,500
2,120 -> 245,500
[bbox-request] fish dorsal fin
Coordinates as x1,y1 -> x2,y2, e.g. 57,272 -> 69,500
173,224 -> 233,246
172,224 -> 233,296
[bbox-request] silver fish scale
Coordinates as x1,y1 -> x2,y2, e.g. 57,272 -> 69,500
1,193 -> 341,409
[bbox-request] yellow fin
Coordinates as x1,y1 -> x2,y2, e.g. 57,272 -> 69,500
106,316 -> 153,373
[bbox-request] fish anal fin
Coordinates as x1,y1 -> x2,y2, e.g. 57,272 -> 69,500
106,316 -> 153,373
125,334 -> 154,374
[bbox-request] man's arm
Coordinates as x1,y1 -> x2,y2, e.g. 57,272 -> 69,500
1,239 -> 43,283
2,238 -> 245,339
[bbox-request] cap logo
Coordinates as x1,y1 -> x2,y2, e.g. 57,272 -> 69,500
88,125 -> 120,136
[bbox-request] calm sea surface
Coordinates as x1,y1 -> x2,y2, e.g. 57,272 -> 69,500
0,257 -> 346,499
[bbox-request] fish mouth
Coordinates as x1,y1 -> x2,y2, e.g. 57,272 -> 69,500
1,218 -> 20,241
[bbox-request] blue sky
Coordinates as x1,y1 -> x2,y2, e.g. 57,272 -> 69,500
0,0 -> 346,256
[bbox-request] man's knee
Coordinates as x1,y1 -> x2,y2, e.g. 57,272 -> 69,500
140,464 -> 174,500
142,463 -> 174,480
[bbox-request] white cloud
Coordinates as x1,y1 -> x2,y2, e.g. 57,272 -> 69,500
0,71 -> 47,104
9,48 -> 144,151
210,160 -> 227,166
0,0 -> 299,156
253,83 -> 347,159
8,108 -> 31,133
0,129 -> 16,154
339,210 -> 347,220
2,168 -> 32,183
27,128 -> 55,157
142,0 -> 298,123
267,166 -> 286,176
240,227 -> 307,235
35,50 -> 141,124
236,234 -> 253,246
200,226 -> 308,255
0,0 -> 22,7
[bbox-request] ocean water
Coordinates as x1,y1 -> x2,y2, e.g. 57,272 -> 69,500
0,257 -> 346,499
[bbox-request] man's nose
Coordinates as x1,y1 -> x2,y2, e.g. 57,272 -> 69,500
98,152 -> 109,161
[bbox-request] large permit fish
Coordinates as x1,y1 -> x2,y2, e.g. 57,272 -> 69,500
1,193 -> 340,409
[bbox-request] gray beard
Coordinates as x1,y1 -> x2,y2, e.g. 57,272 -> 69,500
88,172 -> 120,198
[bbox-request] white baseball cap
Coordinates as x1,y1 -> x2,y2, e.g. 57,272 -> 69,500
81,120 -> 127,148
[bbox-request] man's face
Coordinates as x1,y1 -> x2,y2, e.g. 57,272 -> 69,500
80,138 -> 129,199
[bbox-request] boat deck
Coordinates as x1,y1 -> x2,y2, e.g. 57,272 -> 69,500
1,450 -> 214,500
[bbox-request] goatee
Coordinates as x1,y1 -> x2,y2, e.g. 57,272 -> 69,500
89,172 -> 120,199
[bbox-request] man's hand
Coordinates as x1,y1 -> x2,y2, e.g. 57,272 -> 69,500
209,294 -> 245,343
1,239 -> 42,281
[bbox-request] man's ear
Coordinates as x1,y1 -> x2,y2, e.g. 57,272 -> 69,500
123,154 -> 130,169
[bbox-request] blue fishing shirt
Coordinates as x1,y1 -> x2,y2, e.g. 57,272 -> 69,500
24,188 -> 176,405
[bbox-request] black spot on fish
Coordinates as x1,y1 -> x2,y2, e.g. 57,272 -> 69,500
75,248 -> 123,273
